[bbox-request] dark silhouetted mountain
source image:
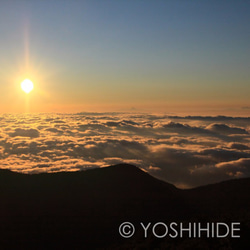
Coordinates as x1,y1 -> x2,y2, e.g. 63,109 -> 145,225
0,164 -> 249,249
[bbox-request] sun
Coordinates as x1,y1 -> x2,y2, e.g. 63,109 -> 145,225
21,79 -> 34,94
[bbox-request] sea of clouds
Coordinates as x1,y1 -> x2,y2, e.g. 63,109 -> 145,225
0,112 -> 250,188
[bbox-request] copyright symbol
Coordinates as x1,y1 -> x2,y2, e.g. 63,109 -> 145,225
119,222 -> 135,238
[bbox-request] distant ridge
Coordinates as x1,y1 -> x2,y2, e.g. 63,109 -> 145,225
0,164 -> 250,249
0,163 -> 177,191
1,163 -> 249,191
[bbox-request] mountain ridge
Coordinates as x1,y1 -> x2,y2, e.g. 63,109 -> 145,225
0,163 -> 249,249
1,163 -> 249,190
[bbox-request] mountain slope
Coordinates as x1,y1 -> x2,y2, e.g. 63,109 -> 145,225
0,164 -> 249,249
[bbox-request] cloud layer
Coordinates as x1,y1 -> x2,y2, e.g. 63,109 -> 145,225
0,113 -> 250,188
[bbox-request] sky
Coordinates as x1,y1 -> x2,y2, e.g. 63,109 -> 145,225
0,1 -> 250,188
0,0 -> 250,114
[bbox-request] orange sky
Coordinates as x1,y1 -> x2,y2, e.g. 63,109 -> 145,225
0,1 -> 249,116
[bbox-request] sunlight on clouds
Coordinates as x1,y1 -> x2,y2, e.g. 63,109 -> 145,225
0,113 -> 249,188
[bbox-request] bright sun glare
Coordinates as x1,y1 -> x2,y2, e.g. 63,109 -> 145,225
21,79 -> 34,94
